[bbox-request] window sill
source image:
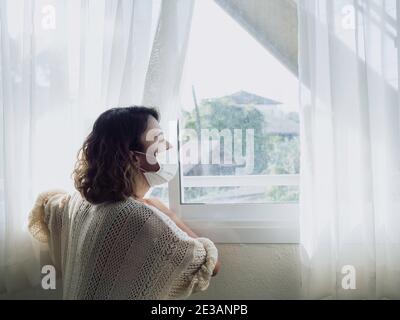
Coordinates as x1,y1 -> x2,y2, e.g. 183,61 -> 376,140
168,176 -> 300,244
184,218 -> 299,244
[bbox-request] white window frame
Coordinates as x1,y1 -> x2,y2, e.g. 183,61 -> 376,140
167,136 -> 300,244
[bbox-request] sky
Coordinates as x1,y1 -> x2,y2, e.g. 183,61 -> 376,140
180,0 -> 299,113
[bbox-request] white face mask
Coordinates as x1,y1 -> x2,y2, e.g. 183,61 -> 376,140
134,150 -> 178,187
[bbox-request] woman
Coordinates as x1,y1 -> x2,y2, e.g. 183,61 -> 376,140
28,106 -> 220,300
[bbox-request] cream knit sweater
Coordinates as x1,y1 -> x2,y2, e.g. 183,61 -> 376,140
28,189 -> 218,300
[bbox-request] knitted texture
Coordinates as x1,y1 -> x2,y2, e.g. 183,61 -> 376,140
28,190 -> 218,300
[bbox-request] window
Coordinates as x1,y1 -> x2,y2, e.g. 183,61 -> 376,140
152,0 -> 300,243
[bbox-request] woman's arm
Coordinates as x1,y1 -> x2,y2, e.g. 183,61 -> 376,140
142,198 -> 221,276
171,214 -> 221,276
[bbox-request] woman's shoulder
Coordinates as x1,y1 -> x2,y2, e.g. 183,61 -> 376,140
120,198 -> 193,242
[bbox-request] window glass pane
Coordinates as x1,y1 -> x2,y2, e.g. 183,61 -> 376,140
179,0 -> 299,204
148,186 -> 169,207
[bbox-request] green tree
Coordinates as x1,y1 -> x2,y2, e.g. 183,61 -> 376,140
181,93 -> 300,203
184,99 -> 268,174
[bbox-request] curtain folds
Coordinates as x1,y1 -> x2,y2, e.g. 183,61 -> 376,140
0,0 -> 193,296
299,0 -> 400,299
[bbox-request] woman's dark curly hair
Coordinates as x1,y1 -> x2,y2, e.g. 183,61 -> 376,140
73,106 -> 159,204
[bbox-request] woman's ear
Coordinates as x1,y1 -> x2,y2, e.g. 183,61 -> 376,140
129,151 -> 140,168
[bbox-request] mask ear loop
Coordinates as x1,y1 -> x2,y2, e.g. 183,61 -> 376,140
129,150 -> 144,174
133,150 -> 160,166
130,150 -> 159,174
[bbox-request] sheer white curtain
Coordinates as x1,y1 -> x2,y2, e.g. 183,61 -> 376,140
0,0 -> 193,296
299,0 -> 400,299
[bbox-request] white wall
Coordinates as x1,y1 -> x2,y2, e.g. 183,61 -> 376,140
2,244 -> 302,300
188,244 -> 302,300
